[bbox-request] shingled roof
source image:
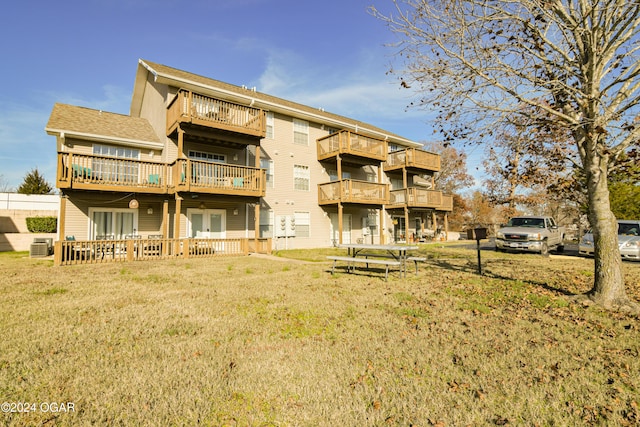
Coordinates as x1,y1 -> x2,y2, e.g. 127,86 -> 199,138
46,103 -> 161,145
137,59 -> 418,146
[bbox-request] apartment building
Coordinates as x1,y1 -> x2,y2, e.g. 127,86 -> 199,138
46,59 -> 452,256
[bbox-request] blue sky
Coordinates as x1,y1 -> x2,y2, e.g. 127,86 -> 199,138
0,0 -> 483,190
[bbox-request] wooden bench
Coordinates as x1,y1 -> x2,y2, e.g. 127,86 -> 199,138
406,256 -> 427,275
327,256 -> 401,281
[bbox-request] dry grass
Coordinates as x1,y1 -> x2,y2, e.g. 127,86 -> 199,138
1,246 -> 639,426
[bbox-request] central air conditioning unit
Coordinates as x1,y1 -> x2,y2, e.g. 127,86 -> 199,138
30,243 -> 50,258
32,237 -> 54,255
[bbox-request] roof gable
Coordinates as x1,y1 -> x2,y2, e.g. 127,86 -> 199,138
46,103 -> 161,144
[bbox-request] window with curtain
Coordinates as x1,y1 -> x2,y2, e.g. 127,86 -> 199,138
91,209 -> 137,239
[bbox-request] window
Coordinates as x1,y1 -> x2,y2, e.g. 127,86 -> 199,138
293,119 -> 309,145
93,144 -> 140,159
90,208 -> 138,239
260,159 -> 274,188
260,209 -> 274,238
294,211 -> 310,238
328,170 -> 351,181
266,112 -> 274,139
92,144 -> 140,183
188,150 -> 226,163
294,165 -> 310,191
390,178 -> 404,190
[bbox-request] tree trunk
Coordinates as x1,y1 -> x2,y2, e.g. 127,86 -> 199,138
585,153 -> 635,311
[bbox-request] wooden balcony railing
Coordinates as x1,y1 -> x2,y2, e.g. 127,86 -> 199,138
388,188 -> 445,209
441,194 -> 454,211
318,180 -> 388,205
384,148 -> 441,172
54,237 -> 272,266
317,130 -> 387,162
57,153 -> 170,193
57,153 -> 266,197
174,159 -> 266,196
167,89 -> 266,138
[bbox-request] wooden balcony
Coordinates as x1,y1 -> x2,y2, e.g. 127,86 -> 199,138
54,237 -> 273,266
57,153 -> 170,194
441,194 -> 454,211
317,130 -> 387,163
387,188 -> 452,211
174,159 -> 266,197
318,180 -> 388,205
57,153 -> 266,197
167,89 -> 266,139
384,148 -> 441,173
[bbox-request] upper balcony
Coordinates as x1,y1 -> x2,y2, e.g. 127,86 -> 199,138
387,188 -> 453,211
57,153 -> 266,198
173,159 -> 266,197
167,89 -> 266,140
318,180 -> 388,206
384,148 -> 441,173
317,130 -> 387,163
57,152 -> 170,194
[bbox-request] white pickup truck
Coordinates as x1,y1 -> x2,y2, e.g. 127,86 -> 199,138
495,216 -> 565,255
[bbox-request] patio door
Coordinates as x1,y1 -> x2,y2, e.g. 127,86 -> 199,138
330,213 -> 351,245
393,216 -> 406,243
90,208 -> 138,239
187,209 -> 226,238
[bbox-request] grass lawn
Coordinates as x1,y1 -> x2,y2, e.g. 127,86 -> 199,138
1,245 -> 639,426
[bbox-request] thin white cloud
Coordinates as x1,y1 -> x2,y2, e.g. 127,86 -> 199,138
255,47 -> 428,125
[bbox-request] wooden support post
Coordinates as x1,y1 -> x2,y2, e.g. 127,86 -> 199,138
174,196 -> 182,255
162,200 -> 169,237
177,127 -> 185,159
338,203 -> 343,245
58,195 -> 67,241
380,207 -> 385,244
254,203 -> 260,252
162,199 -> 169,255
254,145 -> 261,253
432,211 -> 438,239
404,206 -> 409,243
444,212 -> 449,241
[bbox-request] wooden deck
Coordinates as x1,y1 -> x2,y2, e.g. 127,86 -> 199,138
386,188 -> 453,211
384,148 -> 441,173
54,237 -> 272,266
318,180 -> 388,205
56,153 -> 266,197
317,130 -> 387,162
167,89 -> 266,139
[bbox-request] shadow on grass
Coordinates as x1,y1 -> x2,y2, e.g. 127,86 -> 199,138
426,256 -> 579,297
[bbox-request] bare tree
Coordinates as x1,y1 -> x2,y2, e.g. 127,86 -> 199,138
371,0 -> 640,312
483,110 -> 575,211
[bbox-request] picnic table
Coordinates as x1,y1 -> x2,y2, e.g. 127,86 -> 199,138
328,243 -> 423,280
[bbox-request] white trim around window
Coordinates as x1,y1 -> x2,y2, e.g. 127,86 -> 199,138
293,118 -> 309,145
266,112 -> 275,139
261,158 -> 274,188
293,164 -> 310,191
88,208 -> 139,240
